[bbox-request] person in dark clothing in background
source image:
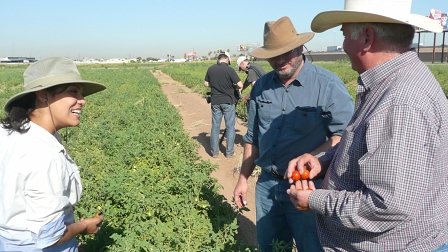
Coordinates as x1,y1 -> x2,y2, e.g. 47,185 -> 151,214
204,52 -> 243,158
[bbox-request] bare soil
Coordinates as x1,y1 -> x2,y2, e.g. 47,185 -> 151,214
152,70 -> 258,247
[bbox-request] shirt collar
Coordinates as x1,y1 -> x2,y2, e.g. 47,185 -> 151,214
359,50 -> 417,91
28,121 -> 65,153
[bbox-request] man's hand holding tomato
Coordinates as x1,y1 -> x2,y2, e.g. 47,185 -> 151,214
285,153 -> 324,211
286,153 -> 323,184
287,181 -> 316,211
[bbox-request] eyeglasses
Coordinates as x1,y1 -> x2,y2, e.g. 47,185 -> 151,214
271,48 -> 297,59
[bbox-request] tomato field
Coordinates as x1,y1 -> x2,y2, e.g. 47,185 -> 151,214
0,60 -> 447,251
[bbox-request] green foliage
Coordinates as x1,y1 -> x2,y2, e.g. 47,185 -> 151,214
428,64 -> 448,95
314,60 -> 358,99
0,64 -> 28,118
161,61 -> 448,108
2,60 -> 448,251
161,61 -> 269,122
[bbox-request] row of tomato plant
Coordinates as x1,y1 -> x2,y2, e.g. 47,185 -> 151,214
162,59 -> 448,113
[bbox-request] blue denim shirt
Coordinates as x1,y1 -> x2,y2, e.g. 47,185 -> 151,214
243,57 -> 354,175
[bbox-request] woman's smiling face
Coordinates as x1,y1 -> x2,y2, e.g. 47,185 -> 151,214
47,83 -> 86,130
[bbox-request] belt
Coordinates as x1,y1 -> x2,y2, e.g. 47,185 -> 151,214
270,171 -> 285,180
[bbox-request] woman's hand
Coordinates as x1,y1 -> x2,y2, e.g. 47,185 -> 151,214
80,213 -> 104,235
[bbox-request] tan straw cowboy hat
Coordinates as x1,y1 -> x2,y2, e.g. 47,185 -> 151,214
4,57 -> 106,112
250,16 -> 314,59
311,0 -> 443,33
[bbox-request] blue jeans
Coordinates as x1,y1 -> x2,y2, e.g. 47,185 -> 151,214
434,243 -> 448,252
256,171 -> 324,252
210,103 -> 236,156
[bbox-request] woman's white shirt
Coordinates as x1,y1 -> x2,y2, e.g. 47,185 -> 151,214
0,121 -> 82,249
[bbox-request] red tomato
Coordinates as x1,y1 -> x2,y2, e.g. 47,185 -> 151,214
301,170 -> 310,180
292,170 -> 301,181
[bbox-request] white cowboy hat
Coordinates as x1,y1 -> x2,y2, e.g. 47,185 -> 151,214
250,16 -> 314,59
4,57 -> 106,112
311,0 -> 443,33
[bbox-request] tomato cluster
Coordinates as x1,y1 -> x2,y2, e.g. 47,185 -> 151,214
291,169 -> 310,181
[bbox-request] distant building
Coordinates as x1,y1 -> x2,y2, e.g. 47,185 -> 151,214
0,57 -> 37,63
327,46 -> 343,52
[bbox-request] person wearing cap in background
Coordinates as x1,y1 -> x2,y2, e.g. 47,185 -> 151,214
204,51 -> 243,158
236,56 -> 266,115
232,16 -> 354,251
0,57 -> 106,251
286,0 -> 448,251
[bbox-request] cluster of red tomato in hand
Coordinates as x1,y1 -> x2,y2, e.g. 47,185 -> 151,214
291,170 -> 312,190
291,169 -> 309,180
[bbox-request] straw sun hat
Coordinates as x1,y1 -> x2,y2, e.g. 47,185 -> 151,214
311,0 -> 443,33
250,16 -> 314,59
4,57 -> 106,112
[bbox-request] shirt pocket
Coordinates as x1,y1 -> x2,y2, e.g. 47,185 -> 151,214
257,98 -> 272,127
293,106 -> 323,135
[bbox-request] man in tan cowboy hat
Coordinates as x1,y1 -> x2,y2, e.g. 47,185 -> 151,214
232,16 -> 354,251
286,0 -> 448,251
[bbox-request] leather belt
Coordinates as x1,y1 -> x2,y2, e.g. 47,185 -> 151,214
270,171 -> 285,180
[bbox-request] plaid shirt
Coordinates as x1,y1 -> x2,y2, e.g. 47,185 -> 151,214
310,51 -> 448,251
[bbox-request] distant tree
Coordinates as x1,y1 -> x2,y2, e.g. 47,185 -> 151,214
137,56 -> 142,62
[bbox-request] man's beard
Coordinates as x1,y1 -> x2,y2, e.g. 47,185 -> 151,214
275,58 -> 301,78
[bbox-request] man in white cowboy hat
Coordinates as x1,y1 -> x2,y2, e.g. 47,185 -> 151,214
204,51 -> 243,158
232,16 -> 354,251
286,0 -> 448,251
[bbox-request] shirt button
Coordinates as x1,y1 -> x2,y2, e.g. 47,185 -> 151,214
282,108 -> 286,111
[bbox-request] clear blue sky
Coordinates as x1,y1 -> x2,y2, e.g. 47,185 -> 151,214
0,0 -> 445,60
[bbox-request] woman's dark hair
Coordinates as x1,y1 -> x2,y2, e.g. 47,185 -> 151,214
1,85 -> 60,133
1,93 -> 36,133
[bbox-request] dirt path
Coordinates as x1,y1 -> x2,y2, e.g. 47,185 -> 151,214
152,70 -> 258,247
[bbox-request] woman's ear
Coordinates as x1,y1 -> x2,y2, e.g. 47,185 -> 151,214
36,90 -> 48,104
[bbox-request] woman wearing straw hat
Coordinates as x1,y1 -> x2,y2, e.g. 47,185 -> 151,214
0,57 -> 106,251
286,0 -> 448,251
